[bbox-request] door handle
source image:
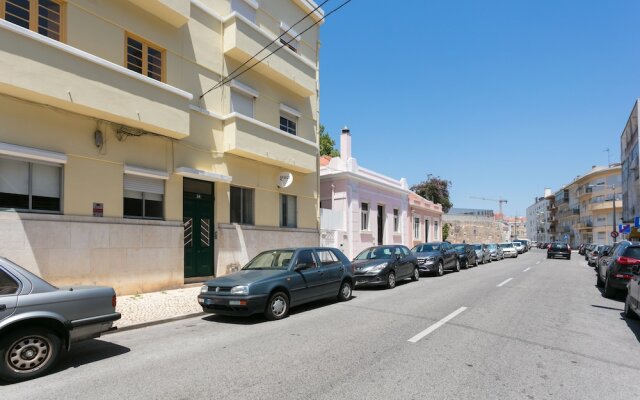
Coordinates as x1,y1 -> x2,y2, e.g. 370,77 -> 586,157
0,304 -> 6,311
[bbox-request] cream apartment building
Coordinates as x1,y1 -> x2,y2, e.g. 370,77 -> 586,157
0,0 -> 323,294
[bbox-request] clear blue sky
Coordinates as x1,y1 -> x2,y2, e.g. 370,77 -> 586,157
318,0 -> 640,217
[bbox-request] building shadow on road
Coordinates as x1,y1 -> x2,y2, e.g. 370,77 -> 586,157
58,339 -> 130,370
202,294 -> 360,325
595,285 -> 625,302
622,314 -> 640,343
0,339 -> 130,386
202,314 -> 265,325
353,279 -> 414,291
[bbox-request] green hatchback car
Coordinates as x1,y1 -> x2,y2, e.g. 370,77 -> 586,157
198,248 -> 354,320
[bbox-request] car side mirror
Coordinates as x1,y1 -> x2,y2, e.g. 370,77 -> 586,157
396,254 -> 402,260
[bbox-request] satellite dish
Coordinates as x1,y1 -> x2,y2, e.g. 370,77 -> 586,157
278,172 -> 293,188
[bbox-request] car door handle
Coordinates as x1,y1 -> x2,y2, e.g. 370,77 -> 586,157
0,304 -> 6,311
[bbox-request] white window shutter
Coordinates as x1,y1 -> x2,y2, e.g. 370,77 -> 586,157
231,91 -> 254,117
32,163 -> 61,197
124,175 -> 164,195
0,158 -> 29,195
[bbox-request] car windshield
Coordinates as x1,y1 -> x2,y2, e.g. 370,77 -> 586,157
355,247 -> 394,260
473,245 -> 482,250
453,245 -> 466,251
412,244 -> 440,252
243,250 -> 294,270
499,243 -> 513,248
488,244 -> 497,250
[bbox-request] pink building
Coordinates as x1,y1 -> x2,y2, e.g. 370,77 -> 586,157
408,192 -> 444,248
320,127 -> 442,258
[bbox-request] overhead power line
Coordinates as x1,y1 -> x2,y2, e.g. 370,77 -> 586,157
200,0 -> 353,100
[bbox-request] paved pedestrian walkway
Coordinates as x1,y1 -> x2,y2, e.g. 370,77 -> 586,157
114,285 -> 203,330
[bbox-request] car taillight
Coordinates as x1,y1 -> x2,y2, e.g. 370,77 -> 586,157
567,245 -> 571,251
613,274 -> 634,280
112,295 -> 117,308
616,256 -> 640,265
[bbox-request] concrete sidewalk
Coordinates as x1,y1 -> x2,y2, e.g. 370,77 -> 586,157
113,285 -> 204,331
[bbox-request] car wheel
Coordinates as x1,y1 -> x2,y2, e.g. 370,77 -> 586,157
265,291 -> 289,321
386,271 -> 397,289
624,295 -> 637,319
474,258 -> 479,267
0,327 -> 62,383
603,276 -> 617,299
337,280 -> 352,302
436,261 -> 444,277
454,259 -> 461,272
411,267 -> 420,281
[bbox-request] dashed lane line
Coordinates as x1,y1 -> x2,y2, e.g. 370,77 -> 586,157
497,278 -> 513,287
523,267 -> 531,272
407,307 -> 468,343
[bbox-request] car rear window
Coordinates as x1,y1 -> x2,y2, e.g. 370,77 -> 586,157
0,269 -> 19,295
551,243 -> 568,250
622,247 -> 640,260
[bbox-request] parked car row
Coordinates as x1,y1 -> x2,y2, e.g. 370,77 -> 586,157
198,241 -> 526,323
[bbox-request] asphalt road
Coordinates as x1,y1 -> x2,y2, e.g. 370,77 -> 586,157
3,249 -> 640,400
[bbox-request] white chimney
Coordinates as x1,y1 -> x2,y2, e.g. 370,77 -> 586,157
340,126 -> 351,160
544,188 -> 552,198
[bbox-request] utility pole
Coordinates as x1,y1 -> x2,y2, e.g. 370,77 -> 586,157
604,148 -> 611,167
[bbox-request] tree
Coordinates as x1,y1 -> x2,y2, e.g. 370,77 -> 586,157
411,175 -> 453,213
319,125 -> 340,157
442,223 -> 451,241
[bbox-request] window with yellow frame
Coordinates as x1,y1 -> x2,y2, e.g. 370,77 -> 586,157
0,0 -> 65,42
126,33 -> 165,82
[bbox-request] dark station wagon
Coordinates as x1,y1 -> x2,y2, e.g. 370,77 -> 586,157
199,248 -> 354,320
547,242 -> 571,260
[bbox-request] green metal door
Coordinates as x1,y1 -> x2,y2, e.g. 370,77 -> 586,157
183,180 -> 214,278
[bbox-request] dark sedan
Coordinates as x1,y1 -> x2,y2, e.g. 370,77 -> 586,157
452,243 -> 477,268
199,248 -> 354,320
597,241 -> 640,298
412,242 -> 460,276
352,245 -> 418,289
547,242 -> 571,260
0,257 -> 120,382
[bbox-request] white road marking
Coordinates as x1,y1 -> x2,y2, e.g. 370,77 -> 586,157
535,261 -> 541,265
408,307 -> 468,343
523,267 -> 531,272
497,278 -> 513,287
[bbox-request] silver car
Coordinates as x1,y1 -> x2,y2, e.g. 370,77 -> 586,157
487,243 -> 504,261
499,242 -> 518,258
0,257 -> 121,382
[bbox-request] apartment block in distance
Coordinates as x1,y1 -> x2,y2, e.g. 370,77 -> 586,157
0,0 -> 323,294
621,99 -> 639,237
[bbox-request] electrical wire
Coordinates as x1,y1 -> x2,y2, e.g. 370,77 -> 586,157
200,0 -> 330,100
200,0 -> 353,99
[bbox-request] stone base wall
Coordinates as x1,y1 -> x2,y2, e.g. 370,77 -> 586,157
443,216 -> 505,244
215,224 -> 320,276
0,212 -> 183,295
